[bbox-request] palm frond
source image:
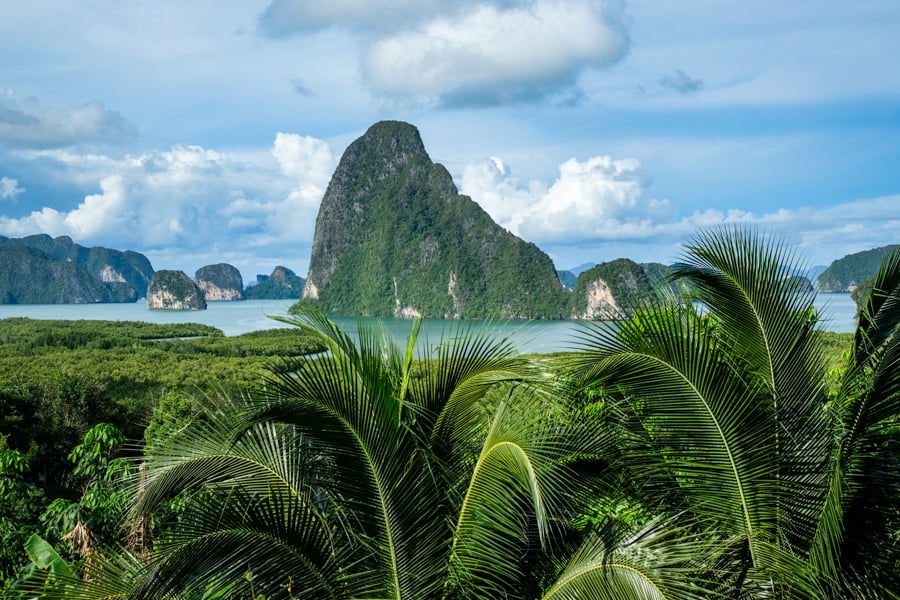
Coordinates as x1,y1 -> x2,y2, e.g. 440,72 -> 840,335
541,516 -> 724,600
445,388 -> 579,596
573,301 -> 781,563
672,228 -> 832,553
810,249 -> 900,594
130,488 -> 344,600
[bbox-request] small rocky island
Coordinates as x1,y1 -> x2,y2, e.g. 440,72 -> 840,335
245,266 -> 305,299
147,270 -> 207,310
196,263 -> 245,301
569,258 -> 656,320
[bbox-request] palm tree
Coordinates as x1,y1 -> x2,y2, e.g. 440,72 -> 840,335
30,309 -> 711,599
570,227 -> 900,598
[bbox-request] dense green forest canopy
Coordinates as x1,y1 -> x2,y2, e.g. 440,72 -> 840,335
0,318 -> 325,592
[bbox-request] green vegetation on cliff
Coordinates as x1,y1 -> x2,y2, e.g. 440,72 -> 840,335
299,121 -> 567,319
569,258 -> 656,318
0,247 -> 136,304
0,234 -> 153,298
148,270 -> 207,310
818,244 -> 900,292
195,263 -> 245,301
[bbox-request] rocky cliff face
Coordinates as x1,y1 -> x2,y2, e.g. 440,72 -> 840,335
147,270 -> 207,310
195,263 -> 244,301
570,259 -> 655,320
301,120 -> 567,319
0,246 -> 138,304
245,266 -> 305,299
0,234 -> 154,298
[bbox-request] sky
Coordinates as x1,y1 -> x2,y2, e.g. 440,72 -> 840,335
1,1 -> 899,284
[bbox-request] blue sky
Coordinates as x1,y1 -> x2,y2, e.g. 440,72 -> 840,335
1,1 -> 899,283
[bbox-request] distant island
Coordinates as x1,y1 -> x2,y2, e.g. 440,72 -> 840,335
0,234 -> 153,304
246,266 -> 305,300
817,245 -> 900,293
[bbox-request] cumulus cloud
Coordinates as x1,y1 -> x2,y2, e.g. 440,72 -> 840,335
460,153 -> 672,244
0,92 -> 136,148
363,0 -> 629,105
258,1 -> 629,106
659,69 -> 703,94
0,134 -> 336,263
460,152 -> 900,268
0,176 -> 24,200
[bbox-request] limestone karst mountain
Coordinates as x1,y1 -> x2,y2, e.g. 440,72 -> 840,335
148,270 -> 207,310
569,258 -> 656,320
299,120 -> 567,319
195,263 -> 245,301
0,235 -> 153,303
1,234 -> 154,297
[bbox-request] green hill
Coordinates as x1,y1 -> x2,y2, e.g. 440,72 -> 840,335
196,263 -> 245,301
0,246 -> 136,304
298,121 -> 567,319
569,258 -> 656,319
0,234 -> 154,297
148,270 -> 207,310
818,245 -> 900,292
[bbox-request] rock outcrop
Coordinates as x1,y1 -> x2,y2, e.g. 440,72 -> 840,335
0,246 -> 137,304
245,266 -> 305,299
0,234 -> 154,298
147,270 -> 207,310
300,120 -> 566,319
195,263 -> 245,301
569,259 -> 656,320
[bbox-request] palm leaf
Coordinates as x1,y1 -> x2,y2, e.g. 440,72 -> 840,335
541,516 -> 724,600
572,302 -> 779,566
810,249 -> 900,595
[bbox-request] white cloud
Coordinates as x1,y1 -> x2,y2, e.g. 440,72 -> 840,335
0,92 -> 136,148
363,0 -> 629,105
272,132 -> 334,181
0,134 -> 336,261
0,176 -> 24,200
63,175 -> 131,239
460,153 -> 669,243
461,149 -> 900,269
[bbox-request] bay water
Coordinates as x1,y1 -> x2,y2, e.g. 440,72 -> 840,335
0,293 -> 858,355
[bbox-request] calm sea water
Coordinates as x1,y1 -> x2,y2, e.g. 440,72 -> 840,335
0,294 -> 858,355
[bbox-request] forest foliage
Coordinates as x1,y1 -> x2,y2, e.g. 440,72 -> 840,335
0,317 -> 325,592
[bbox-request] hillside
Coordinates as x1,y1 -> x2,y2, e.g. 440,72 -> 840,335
0,246 -> 137,304
818,245 -> 900,292
148,270 -> 207,310
299,121 -> 567,319
0,234 -> 154,297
